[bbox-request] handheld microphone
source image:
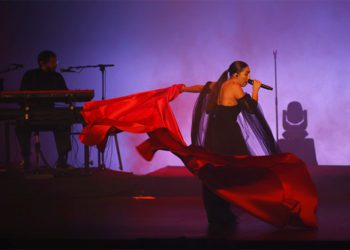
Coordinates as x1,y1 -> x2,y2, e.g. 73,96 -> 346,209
247,79 -> 273,90
60,67 -> 76,73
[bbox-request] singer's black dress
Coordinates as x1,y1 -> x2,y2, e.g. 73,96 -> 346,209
191,81 -> 279,229
201,100 -> 251,228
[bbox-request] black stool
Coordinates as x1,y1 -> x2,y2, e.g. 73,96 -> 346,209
97,128 -> 123,170
32,131 -> 51,169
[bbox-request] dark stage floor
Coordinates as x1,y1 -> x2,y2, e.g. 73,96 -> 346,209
0,165 -> 349,249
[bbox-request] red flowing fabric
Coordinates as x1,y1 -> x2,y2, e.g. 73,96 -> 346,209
80,84 -> 186,150
79,83 -> 318,229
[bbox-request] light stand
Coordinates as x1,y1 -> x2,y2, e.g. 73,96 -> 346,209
273,50 -> 279,141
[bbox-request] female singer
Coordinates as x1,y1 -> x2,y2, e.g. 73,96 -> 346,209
181,61 -> 273,232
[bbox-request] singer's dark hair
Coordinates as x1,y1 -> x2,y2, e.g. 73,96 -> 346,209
206,60 -> 248,113
37,50 -> 57,66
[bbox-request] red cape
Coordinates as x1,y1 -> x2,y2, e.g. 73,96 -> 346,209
79,83 -> 318,229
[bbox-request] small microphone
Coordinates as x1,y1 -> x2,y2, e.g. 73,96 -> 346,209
11,63 -> 24,68
60,67 -> 76,73
247,79 -> 273,90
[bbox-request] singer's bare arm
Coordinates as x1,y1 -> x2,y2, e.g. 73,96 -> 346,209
252,89 -> 258,102
180,82 -> 216,93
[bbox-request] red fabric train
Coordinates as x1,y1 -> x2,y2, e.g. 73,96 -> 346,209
79,83 -> 318,229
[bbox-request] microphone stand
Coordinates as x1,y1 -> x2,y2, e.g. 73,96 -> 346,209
273,50 -> 279,141
62,64 -> 123,170
0,64 -> 23,75
62,64 -> 114,100
0,64 -> 24,89
100,65 -> 107,100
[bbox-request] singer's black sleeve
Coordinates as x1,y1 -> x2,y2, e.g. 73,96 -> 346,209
237,93 -> 280,154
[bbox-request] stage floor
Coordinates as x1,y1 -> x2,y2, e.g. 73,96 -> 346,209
0,165 -> 349,248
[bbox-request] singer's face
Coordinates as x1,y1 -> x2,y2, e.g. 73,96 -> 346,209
239,66 -> 250,87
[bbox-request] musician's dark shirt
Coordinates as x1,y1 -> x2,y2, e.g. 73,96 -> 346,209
20,68 -> 67,91
20,68 -> 68,107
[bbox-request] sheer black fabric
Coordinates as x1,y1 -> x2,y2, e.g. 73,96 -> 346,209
191,81 -> 212,147
191,81 -> 280,156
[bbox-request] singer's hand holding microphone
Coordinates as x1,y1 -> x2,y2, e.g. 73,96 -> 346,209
251,79 -> 262,91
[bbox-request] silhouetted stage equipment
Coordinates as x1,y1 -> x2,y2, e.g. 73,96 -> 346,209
0,89 -> 94,103
0,89 -> 94,168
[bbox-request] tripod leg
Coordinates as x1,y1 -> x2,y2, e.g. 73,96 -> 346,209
101,150 -> 106,170
40,150 -> 51,168
34,133 -> 40,169
98,148 -> 101,168
97,136 -> 108,170
114,134 -> 123,171
84,145 -> 89,168
98,148 -> 106,170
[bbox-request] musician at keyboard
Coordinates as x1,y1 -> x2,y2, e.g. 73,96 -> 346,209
15,50 -> 73,170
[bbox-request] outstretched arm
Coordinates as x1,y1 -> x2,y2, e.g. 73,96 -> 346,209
181,82 -> 216,93
180,84 -> 203,93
